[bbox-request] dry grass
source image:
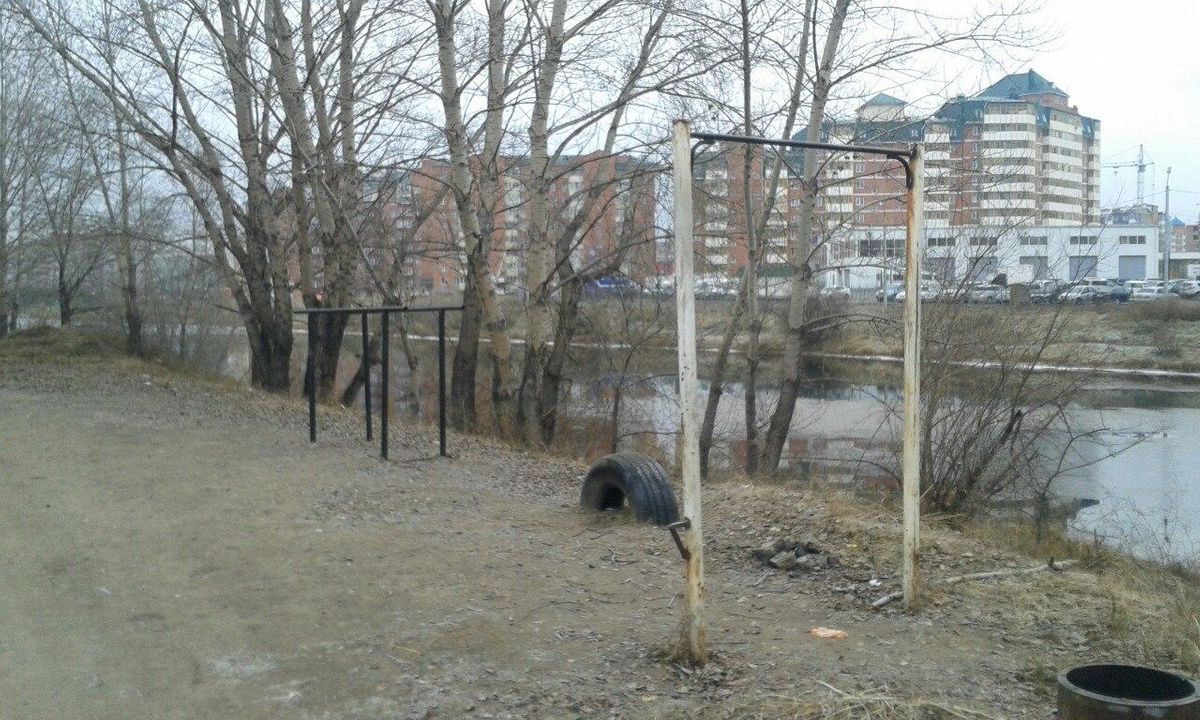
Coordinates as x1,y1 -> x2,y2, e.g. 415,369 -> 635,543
967,519 -> 1200,677
675,683 -> 1006,720
0,326 -> 125,360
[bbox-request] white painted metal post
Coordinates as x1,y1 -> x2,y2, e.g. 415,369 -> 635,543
902,144 -> 924,610
671,119 -> 708,664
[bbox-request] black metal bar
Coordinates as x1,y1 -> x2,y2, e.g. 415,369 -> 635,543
691,131 -> 915,159
381,310 -> 390,460
361,311 -> 372,441
437,309 -> 447,457
296,304 -> 464,316
295,305 -> 463,458
690,132 -> 916,191
307,312 -> 316,443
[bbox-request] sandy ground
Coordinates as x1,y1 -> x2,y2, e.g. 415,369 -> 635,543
0,339 -> 1180,719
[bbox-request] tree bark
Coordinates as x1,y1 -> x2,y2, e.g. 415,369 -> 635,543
760,0 -> 851,473
450,267 -> 481,430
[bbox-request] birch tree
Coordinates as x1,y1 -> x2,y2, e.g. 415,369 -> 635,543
0,11 -> 56,336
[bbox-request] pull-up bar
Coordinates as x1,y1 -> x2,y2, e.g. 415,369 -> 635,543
669,120 -> 925,665
690,130 -> 917,188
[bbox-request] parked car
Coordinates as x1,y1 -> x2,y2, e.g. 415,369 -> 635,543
698,275 -> 739,298
1060,285 -> 1101,303
1132,285 -> 1166,302
1060,277 -> 1115,303
895,283 -> 942,303
875,284 -> 902,303
820,284 -> 851,301
966,284 -> 1008,303
584,275 -> 641,298
1030,280 -> 1062,303
1170,280 -> 1200,298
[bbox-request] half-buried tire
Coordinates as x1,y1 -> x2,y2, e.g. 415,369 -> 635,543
580,452 -> 680,526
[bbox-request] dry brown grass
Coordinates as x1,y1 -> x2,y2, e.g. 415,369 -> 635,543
673,683 -> 1006,720
966,519 -> 1200,677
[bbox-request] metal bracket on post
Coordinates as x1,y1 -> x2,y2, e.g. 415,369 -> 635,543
667,518 -> 692,561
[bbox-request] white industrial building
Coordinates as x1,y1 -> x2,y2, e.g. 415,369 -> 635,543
827,223 -> 1162,290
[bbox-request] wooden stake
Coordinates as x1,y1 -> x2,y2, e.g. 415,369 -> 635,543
902,143 -> 925,610
671,119 -> 708,664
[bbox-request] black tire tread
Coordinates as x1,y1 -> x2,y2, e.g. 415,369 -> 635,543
579,452 -> 679,525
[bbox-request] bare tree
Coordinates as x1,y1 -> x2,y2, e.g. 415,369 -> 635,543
33,133 -> 108,325
0,11 -> 57,336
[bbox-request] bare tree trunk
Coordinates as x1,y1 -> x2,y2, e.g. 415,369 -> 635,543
451,269 -> 481,429
760,0 -> 850,473
536,276 -> 584,443
698,0 -> 814,477
738,0 -> 759,475
113,98 -> 141,355
517,0 -> 567,445
340,334 -> 381,407
0,246 -> 8,339
698,292 -> 746,476
57,264 -> 72,326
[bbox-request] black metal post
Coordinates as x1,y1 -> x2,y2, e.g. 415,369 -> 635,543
438,309 -> 447,457
307,312 -> 316,443
362,311 -> 372,441
381,310 -> 390,460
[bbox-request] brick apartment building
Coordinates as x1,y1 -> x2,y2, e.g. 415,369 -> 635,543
358,152 -> 658,298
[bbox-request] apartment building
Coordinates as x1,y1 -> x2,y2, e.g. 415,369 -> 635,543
814,72 -> 1118,289
359,153 -> 657,297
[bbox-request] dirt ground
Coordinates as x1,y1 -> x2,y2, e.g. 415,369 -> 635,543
0,333 -> 1189,719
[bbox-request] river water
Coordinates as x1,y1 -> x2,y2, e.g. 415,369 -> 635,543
219,332 -> 1200,565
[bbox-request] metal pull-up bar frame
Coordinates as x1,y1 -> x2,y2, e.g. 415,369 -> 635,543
296,304 -> 463,460
671,121 -> 925,665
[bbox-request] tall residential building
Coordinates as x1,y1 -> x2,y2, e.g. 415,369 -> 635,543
807,71 -> 1101,233
722,70 -> 1116,289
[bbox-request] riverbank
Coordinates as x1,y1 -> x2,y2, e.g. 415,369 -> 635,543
1,328 -> 1196,719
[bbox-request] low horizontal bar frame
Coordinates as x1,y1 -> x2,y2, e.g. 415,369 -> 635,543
296,304 -> 465,316
302,304 -> 462,461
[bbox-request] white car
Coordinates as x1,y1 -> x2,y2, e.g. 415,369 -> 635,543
820,285 -> 851,301
966,284 -> 1009,303
896,284 -> 942,302
1132,286 -> 1166,301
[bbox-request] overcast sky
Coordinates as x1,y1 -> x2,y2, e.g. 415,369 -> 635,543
1030,1 -> 1200,216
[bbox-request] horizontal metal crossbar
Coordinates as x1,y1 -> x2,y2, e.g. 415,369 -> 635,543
690,131 -> 916,189
691,131 -> 914,159
296,304 -> 464,315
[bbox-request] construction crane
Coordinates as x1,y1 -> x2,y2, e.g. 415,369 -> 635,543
1102,144 -> 1153,204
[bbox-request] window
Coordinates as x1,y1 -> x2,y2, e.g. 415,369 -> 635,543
969,237 -> 998,246
854,197 -> 865,208
929,236 -> 956,247
1019,236 -> 1048,246
1069,235 -> 1097,245
854,162 -> 866,173
1119,235 -> 1146,245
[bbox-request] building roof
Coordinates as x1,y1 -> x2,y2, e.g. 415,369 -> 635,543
858,92 -> 906,110
975,70 -> 1067,100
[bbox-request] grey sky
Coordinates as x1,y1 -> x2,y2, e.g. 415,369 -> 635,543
1033,0 -> 1200,217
